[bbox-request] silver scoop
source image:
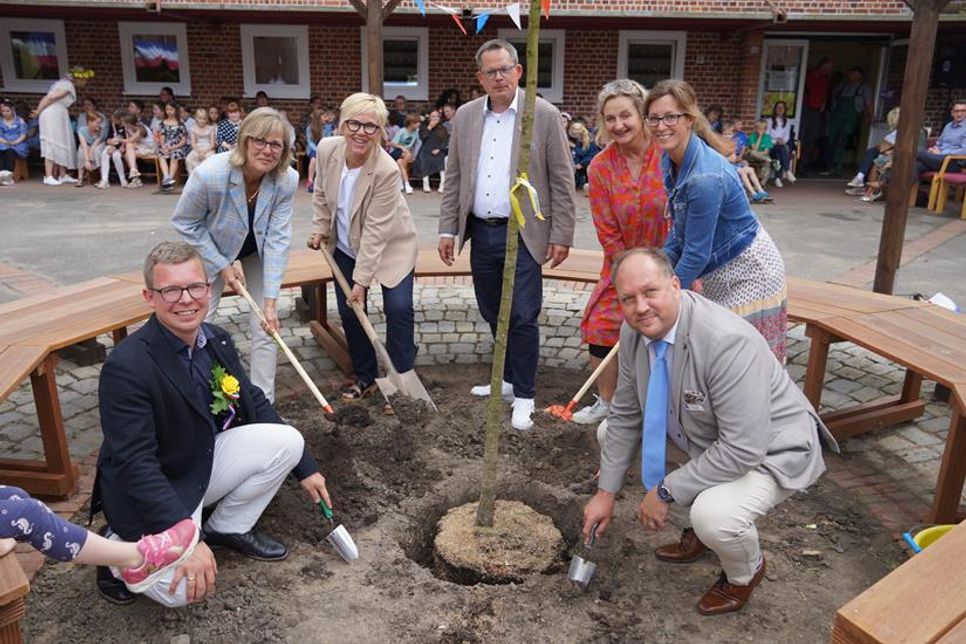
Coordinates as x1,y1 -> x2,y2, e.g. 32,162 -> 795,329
319,500 -> 359,563
567,525 -> 597,591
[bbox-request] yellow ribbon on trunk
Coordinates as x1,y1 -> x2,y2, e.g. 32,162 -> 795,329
509,172 -> 545,229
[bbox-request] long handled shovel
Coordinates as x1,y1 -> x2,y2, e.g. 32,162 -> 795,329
317,246 -> 437,411
545,342 -> 620,421
235,282 -> 334,415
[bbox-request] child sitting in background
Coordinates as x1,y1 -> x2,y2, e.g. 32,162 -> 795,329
723,119 -> 772,204
76,112 -> 106,187
97,109 -> 130,189
157,101 -> 190,191
744,118 -> 774,185
216,100 -> 243,153
390,113 -> 420,195
185,108 -> 215,173
568,121 -> 600,192
0,484 -> 198,594
178,104 -> 196,131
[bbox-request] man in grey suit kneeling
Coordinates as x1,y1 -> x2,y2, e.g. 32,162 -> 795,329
582,248 -> 838,615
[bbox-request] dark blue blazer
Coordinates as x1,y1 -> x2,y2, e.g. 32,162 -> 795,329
92,315 -> 319,541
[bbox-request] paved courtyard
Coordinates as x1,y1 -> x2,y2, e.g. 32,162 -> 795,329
1,175 -> 965,578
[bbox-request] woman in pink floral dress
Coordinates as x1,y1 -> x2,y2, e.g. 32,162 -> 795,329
573,79 -> 669,426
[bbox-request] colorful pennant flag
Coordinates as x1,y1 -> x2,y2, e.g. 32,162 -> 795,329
450,12 -> 468,35
475,12 -> 491,33
542,0 -> 551,19
414,0 -> 426,16
506,2 -> 522,29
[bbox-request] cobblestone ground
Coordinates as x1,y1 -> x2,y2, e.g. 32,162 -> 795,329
2,279 -> 960,576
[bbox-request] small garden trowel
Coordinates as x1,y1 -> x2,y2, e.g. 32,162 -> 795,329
319,499 -> 359,563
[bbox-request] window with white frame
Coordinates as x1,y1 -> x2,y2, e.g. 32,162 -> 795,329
118,22 -> 191,96
0,19 -> 69,93
240,24 -> 310,100
617,31 -> 687,90
497,29 -> 565,105
360,26 -> 429,101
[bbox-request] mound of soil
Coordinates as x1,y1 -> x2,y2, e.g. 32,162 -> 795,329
23,364 -> 903,643
434,500 -> 563,584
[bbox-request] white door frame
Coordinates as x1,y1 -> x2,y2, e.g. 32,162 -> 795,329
756,38 -> 810,136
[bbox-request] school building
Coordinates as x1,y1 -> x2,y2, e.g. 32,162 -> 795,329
2,0 -> 965,157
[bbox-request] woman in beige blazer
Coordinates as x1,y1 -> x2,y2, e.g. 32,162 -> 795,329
308,93 -> 418,400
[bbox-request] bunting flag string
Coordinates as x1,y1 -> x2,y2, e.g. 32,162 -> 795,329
422,0 -> 548,35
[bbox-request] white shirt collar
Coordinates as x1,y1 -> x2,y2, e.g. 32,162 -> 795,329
485,90 -> 520,116
643,315 -> 680,348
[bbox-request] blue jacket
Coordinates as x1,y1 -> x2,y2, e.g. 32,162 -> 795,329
662,133 -> 759,289
171,152 -> 297,299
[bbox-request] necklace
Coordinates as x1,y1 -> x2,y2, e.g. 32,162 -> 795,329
246,185 -> 260,204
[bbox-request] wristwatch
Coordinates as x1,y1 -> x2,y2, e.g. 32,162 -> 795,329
656,480 -> 675,504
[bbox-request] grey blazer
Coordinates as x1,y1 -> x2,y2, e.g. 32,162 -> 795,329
437,89 -> 576,263
600,292 -> 839,506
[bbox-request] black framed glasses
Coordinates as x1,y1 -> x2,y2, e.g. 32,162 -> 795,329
645,113 -> 687,127
480,64 -> 517,80
343,119 -> 380,135
150,282 -> 210,303
248,136 -> 284,154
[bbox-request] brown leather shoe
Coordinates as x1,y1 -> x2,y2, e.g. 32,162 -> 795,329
696,558 -> 766,615
654,528 -> 709,563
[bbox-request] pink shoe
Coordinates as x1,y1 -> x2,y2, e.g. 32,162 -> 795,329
120,518 -> 199,592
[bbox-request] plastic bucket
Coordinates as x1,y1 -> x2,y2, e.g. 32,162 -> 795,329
901,524 -> 955,554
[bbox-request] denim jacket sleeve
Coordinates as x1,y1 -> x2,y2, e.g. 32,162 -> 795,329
667,172 -> 725,289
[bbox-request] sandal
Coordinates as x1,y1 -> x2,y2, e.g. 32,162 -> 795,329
341,381 -> 377,401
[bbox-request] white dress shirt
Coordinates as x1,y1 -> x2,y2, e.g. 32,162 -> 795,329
643,318 -> 689,452
336,163 -> 362,259
471,93 -> 519,220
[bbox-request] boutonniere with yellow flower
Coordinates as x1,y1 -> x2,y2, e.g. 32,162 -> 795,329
210,363 -> 241,430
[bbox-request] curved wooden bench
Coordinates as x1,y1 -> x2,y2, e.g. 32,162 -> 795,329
2,248 -> 964,524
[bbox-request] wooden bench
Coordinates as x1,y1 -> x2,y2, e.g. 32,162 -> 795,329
3,248 -> 965,525
831,519 -> 966,643
0,553 -> 29,644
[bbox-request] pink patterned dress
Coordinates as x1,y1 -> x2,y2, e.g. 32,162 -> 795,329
580,142 -> 669,347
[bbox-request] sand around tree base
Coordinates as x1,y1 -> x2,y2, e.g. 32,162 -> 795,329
434,499 -> 564,584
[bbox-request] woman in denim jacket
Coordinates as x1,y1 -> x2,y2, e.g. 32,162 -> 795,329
644,80 -> 788,362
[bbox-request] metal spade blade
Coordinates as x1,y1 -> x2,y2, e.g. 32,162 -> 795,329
319,499 -> 359,563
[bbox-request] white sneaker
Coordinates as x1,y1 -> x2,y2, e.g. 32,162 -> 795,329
511,397 -> 535,431
571,396 -> 610,425
43,176 -> 62,186
95,179 -> 109,190
784,170 -> 796,184
595,418 -> 608,448
404,183 -> 413,195
0,170 -> 12,185
422,176 -> 431,193
773,177 -> 784,188
847,174 -> 865,188
59,175 -> 77,184
470,380 -> 513,400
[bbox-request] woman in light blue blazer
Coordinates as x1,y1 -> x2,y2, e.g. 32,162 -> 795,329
171,107 -> 298,402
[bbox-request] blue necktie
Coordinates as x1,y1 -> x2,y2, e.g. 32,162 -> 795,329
642,340 -> 669,491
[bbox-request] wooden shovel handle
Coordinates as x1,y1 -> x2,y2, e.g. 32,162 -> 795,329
571,342 -> 620,403
317,246 -> 394,367
235,282 -> 333,414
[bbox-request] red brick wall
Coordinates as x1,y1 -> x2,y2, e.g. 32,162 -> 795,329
1,0 -> 930,16
2,17 -> 960,136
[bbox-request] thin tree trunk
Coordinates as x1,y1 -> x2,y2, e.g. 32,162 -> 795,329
477,0 -> 542,528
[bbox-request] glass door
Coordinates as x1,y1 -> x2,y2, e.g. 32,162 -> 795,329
756,39 -> 809,137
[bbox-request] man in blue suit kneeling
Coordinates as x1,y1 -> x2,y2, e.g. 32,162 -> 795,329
91,241 -> 331,607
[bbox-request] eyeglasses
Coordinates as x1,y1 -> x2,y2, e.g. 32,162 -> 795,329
150,282 -> 210,303
645,113 -> 687,127
343,119 -> 380,135
480,64 -> 517,80
248,137 -> 284,154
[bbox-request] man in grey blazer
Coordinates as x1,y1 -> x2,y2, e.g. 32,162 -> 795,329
437,39 -> 576,431
583,248 -> 838,615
